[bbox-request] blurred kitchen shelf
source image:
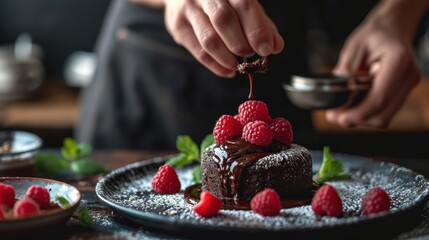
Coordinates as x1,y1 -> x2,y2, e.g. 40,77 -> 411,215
0,79 -> 79,147
0,79 -> 79,129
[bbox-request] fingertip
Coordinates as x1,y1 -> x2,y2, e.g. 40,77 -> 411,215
272,34 -> 284,54
332,65 -> 349,76
226,71 -> 236,78
338,114 -> 356,128
325,110 -> 338,124
257,43 -> 273,57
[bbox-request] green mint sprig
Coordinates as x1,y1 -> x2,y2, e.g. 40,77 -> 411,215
77,207 -> 92,226
35,138 -> 108,176
314,146 -> 351,185
167,134 -> 214,183
56,196 -> 71,208
56,196 -> 92,226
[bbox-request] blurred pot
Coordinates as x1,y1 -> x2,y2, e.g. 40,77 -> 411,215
0,34 -> 45,102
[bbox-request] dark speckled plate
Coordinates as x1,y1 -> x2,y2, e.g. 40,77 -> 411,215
95,152 -> 429,239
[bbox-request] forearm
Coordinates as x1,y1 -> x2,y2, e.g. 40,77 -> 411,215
130,0 -> 165,9
366,0 -> 429,40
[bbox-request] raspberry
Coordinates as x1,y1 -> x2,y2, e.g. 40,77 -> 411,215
233,114 -> 241,123
193,191 -> 222,217
250,188 -> 282,216
25,185 -> 51,209
270,117 -> 293,145
213,115 -> 243,145
242,120 -> 273,146
238,100 -> 272,125
13,198 -> 40,218
0,183 -> 16,207
361,187 -> 390,215
311,184 -> 343,217
151,164 -> 181,194
0,206 -> 4,219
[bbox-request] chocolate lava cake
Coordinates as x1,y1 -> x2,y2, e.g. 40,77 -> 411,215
201,137 -> 313,200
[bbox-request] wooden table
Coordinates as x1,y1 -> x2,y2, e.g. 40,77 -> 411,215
9,150 -> 428,239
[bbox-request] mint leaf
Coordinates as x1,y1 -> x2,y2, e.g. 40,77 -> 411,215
70,159 -> 109,176
56,196 -> 71,208
318,146 -> 341,176
176,135 -> 199,159
76,143 -> 92,159
61,138 -> 79,161
167,134 -> 212,169
61,138 -> 92,161
200,134 -> 214,160
35,153 -> 69,175
315,146 -> 351,185
78,207 -> 92,226
167,153 -> 195,168
192,165 -> 202,184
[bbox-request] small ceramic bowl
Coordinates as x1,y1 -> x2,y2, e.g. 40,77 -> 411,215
0,131 -> 43,177
284,73 -> 371,110
0,177 -> 81,236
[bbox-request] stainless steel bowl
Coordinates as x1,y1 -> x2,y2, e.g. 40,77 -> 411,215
284,73 -> 371,110
0,57 -> 44,101
0,35 -> 45,102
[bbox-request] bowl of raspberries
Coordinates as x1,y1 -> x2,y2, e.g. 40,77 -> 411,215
0,177 -> 81,235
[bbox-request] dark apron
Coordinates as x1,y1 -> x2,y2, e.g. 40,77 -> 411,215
76,0 -> 315,150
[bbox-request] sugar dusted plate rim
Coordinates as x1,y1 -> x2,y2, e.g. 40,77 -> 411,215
95,151 -> 429,238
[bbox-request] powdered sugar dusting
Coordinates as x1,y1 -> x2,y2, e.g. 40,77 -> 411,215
96,152 -> 429,232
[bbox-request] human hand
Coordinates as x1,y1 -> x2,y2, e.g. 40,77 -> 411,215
164,0 -> 284,77
326,3 -> 422,128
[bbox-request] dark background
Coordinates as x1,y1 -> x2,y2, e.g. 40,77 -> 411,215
0,0 -> 111,79
0,0 -> 428,160
0,0 -> 411,80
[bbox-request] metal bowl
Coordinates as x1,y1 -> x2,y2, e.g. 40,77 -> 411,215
284,73 -> 371,110
0,37 -> 45,102
0,58 -> 45,102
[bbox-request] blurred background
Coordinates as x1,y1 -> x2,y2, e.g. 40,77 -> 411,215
0,0 -> 428,160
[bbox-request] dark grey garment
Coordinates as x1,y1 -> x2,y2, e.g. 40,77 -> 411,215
76,0 -> 316,150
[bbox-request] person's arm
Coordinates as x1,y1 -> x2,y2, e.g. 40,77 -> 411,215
326,0 -> 429,128
133,0 -> 284,78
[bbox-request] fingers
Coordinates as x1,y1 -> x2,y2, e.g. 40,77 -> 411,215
202,0 -> 254,57
165,1 -> 235,77
165,0 -> 283,77
228,0 -> 282,56
264,12 -> 284,54
326,47 -> 420,128
333,35 -> 366,75
174,23 -> 236,77
186,4 -> 238,70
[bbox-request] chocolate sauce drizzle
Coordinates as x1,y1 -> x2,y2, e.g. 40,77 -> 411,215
212,137 -> 283,199
237,57 -> 269,100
